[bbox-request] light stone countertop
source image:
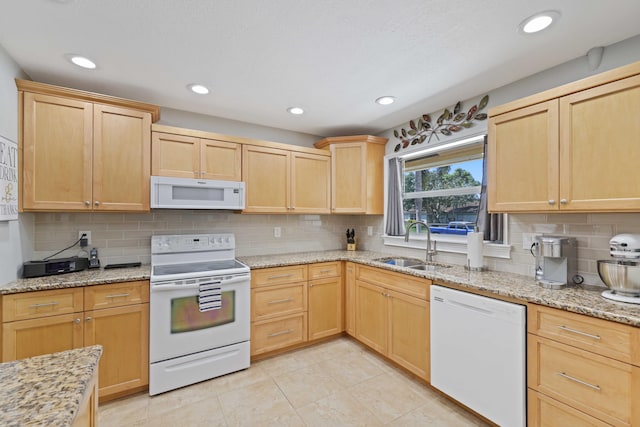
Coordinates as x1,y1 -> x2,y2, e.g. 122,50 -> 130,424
239,250 -> 640,327
2,251 -> 639,327
0,265 -> 151,295
0,345 -> 102,427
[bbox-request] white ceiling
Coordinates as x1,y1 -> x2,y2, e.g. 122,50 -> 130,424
1,0 -> 639,137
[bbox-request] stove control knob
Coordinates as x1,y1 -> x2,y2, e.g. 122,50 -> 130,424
225,237 -> 231,244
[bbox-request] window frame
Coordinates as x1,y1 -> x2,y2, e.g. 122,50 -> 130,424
383,134 -> 511,259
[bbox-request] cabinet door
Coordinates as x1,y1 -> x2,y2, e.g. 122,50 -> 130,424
355,279 -> 386,354
2,313 -> 83,361
93,104 -> 151,211
22,92 -> 93,211
488,100 -> 559,212
345,262 -> 356,337
151,132 -> 200,178
242,145 -> 290,213
201,138 -> 242,181
387,289 -> 429,381
528,389 -> 610,427
84,303 -> 149,399
331,142 -> 366,213
308,276 -> 343,340
291,152 -> 330,213
560,74 -> 640,211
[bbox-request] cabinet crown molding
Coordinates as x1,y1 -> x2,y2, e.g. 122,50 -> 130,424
314,135 -> 388,149
16,79 -> 161,122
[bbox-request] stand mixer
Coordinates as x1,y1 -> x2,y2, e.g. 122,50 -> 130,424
598,234 -> 640,304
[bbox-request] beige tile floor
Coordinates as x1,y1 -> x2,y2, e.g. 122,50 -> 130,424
99,337 -> 490,426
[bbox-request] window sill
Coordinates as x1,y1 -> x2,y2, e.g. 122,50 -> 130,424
382,234 -> 512,259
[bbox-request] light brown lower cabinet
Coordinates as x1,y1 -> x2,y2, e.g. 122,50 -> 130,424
250,262 -> 344,356
527,304 -> 640,427
1,281 -> 150,402
528,389 -> 610,427
344,262 -> 356,337
354,265 -> 430,381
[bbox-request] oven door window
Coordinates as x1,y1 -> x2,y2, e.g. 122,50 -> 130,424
170,291 -> 235,333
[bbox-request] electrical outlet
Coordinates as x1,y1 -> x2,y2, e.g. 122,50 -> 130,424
79,230 -> 92,246
274,227 -> 281,238
367,226 -> 373,236
522,233 -> 540,250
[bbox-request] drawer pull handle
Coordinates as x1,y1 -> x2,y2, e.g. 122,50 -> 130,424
318,269 -> 332,274
106,293 -> 130,299
267,298 -> 293,305
268,329 -> 293,337
267,274 -> 293,280
557,372 -> 601,391
559,325 -> 601,340
29,302 -> 59,308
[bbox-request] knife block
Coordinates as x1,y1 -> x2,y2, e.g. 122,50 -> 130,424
347,242 -> 356,251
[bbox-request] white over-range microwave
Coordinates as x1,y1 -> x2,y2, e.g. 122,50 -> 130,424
150,176 -> 245,210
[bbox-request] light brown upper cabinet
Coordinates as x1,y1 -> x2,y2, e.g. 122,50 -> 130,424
17,80 -> 160,212
151,125 -> 242,181
314,135 -> 387,214
242,143 -> 330,214
488,62 -> 640,212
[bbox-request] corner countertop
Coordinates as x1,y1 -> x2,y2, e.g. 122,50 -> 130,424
0,345 -> 102,427
2,251 -> 639,327
238,250 -> 640,328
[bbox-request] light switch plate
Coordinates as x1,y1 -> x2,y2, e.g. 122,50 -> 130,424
274,227 -> 281,238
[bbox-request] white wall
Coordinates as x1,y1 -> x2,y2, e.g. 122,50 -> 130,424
0,44 -> 33,284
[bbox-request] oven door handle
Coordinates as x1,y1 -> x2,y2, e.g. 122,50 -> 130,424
151,275 -> 250,292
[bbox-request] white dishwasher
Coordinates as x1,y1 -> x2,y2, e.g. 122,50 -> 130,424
430,285 -> 526,427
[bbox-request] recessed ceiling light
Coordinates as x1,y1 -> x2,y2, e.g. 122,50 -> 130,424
519,11 -> 560,34
375,96 -> 395,105
188,84 -> 209,95
67,55 -> 96,69
287,107 -> 304,115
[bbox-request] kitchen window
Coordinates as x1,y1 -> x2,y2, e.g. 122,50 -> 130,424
384,134 -> 509,258
402,143 -> 483,234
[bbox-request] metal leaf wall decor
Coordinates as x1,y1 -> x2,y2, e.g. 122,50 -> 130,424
392,95 -> 489,152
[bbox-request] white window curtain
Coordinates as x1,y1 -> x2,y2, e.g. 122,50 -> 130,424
385,157 -> 406,236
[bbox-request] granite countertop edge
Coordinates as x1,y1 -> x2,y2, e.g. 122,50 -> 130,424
1,251 -> 639,327
0,345 -> 102,426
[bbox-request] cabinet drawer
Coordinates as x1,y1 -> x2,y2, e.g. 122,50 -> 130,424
84,280 -> 150,310
355,264 -> 429,300
528,335 -> 640,427
308,261 -> 341,279
2,288 -> 84,322
528,389 -> 610,427
251,265 -> 307,288
528,304 -> 640,366
252,282 -> 307,321
251,312 -> 307,355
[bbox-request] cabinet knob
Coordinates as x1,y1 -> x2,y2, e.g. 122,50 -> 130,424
73,318 -> 81,324
94,201 -> 100,206
560,198 -> 568,204
85,316 -> 92,322
548,199 -> 556,205
85,200 -> 90,206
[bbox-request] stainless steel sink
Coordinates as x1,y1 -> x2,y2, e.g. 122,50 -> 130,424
374,257 -> 425,267
409,263 -> 452,271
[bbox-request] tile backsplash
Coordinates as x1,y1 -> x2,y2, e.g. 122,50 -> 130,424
32,211 -> 384,266
31,211 -> 639,287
